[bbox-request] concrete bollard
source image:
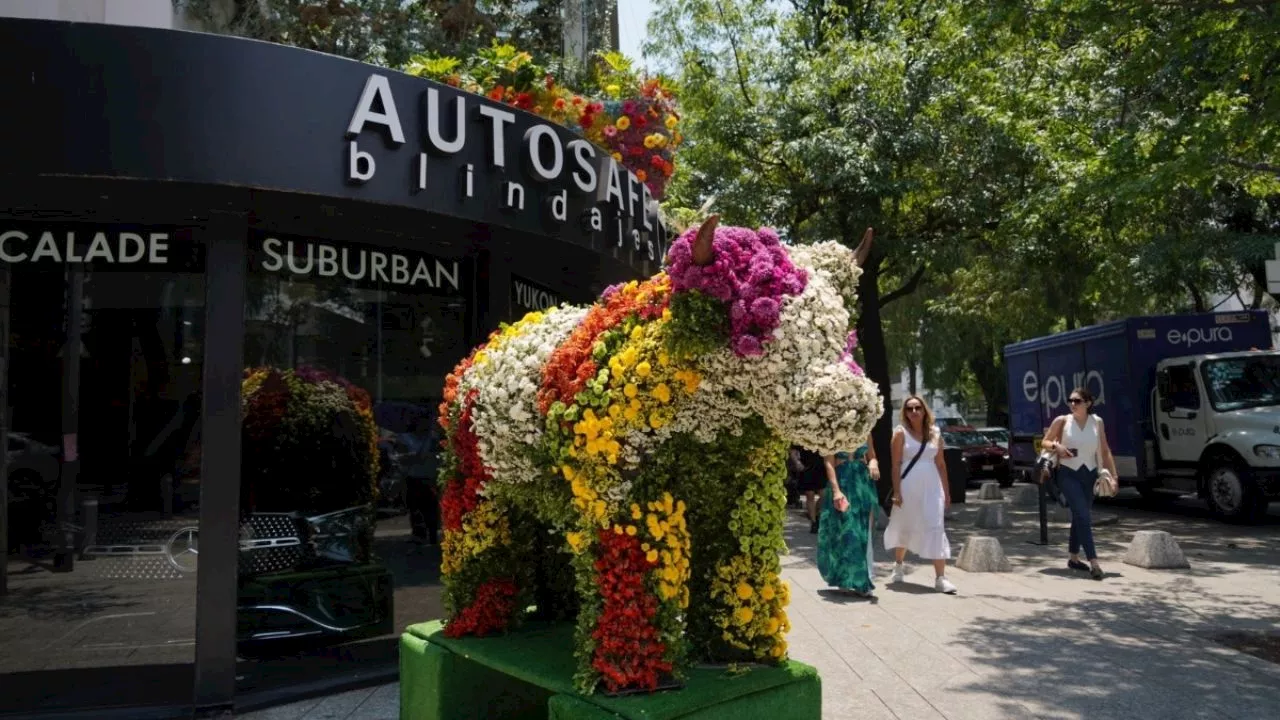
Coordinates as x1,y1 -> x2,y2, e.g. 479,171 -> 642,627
978,482 -> 1003,501
1011,484 -> 1040,508
957,536 -> 1011,572
974,503 -> 1010,530
1122,530 -> 1190,569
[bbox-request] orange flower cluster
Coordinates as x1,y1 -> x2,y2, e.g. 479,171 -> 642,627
537,278 -> 671,415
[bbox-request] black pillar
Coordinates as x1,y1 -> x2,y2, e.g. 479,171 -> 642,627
0,266 -> 9,595
54,268 -> 84,572
192,215 -> 247,712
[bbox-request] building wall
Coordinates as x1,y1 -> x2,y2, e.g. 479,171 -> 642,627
0,0 -> 222,30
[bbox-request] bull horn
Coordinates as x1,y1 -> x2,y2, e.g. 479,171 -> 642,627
691,214 -> 719,266
853,227 -> 874,267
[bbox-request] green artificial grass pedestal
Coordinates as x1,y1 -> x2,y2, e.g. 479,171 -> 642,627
399,620 -> 821,720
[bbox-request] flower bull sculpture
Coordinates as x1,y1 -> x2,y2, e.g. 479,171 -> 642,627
436,216 -> 884,693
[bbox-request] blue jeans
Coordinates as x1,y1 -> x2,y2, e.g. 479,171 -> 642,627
1058,465 -> 1097,560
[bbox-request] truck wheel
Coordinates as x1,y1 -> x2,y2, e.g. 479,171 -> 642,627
1204,460 -> 1267,524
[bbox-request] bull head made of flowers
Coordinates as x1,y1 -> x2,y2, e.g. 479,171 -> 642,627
666,214 -> 884,456
435,216 -> 883,697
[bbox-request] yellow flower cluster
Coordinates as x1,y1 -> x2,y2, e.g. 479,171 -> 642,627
604,320 -> 700,434
710,553 -> 792,660
564,464 -> 613,531
441,501 -> 512,576
571,408 -> 621,463
643,133 -> 669,150
631,492 -> 692,608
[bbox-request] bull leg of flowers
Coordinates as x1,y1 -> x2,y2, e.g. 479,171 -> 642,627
440,496 -> 530,637
703,441 -> 792,663
578,494 -> 690,695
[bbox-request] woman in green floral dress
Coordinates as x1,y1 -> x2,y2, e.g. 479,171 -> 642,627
817,445 -> 880,597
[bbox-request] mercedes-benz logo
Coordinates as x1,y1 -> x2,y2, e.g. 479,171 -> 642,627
166,527 -> 199,573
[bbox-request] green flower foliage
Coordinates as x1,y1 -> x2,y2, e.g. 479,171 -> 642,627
664,290 -> 732,359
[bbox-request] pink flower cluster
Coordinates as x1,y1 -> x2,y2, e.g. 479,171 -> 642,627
840,330 -> 864,376
667,225 -> 808,356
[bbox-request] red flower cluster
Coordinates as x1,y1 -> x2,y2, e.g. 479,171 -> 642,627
578,100 -> 605,130
443,577 -> 519,638
537,279 -> 670,414
601,83 -> 680,200
591,529 -> 670,693
441,392 -> 487,532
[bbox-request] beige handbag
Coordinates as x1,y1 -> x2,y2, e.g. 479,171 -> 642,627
1094,469 -> 1118,498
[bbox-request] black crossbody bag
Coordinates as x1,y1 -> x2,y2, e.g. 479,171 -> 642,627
900,431 -> 929,480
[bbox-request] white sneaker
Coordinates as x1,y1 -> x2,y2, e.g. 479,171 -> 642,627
890,563 -> 905,584
935,576 -> 957,594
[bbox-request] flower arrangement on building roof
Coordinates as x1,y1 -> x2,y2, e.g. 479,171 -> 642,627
404,44 -> 681,200
434,215 -> 883,696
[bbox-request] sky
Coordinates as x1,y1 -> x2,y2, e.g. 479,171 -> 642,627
616,0 -> 656,65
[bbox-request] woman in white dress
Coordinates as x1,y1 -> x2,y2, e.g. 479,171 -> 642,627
883,396 -> 957,594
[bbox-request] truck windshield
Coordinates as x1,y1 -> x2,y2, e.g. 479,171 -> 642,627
1202,356 -> 1280,411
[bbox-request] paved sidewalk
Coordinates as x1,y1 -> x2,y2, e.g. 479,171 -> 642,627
784,491 -> 1280,720
241,488 -> 1280,719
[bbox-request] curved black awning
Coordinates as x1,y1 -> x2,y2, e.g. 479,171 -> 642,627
0,18 -> 670,278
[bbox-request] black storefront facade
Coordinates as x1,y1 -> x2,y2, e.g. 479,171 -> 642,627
0,18 -> 668,719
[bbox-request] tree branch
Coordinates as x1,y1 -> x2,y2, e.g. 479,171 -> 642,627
1144,0 -> 1280,8
881,265 -> 927,306
714,0 -> 755,108
1226,158 -> 1280,175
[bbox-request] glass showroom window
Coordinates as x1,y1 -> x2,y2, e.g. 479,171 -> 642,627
235,230 -> 468,690
0,224 -> 205,713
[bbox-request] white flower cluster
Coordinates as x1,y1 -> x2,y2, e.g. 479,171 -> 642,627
461,305 -> 589,485
787,241 -> 863,314
695,257 -> 883,455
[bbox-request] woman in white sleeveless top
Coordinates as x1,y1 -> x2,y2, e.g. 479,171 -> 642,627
1041,387 -> 1120,580
883,396 -> 957,594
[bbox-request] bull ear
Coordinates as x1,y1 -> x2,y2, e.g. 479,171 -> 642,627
691,214 -> 720,266
852,227 -> 874,267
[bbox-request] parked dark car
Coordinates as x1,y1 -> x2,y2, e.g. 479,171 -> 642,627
975,427 -> 1010,450
6,432 -> 62,549
942,428 -> 1012,487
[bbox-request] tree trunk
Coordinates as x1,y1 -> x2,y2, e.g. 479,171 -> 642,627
856,254 -> 894,508
969,346 -> 1008,427
907,357 -> 918,396
1187,281 -> 1207,313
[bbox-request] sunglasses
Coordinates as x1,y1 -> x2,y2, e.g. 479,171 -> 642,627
1068,398 -> 1086,405
905,406 -> 924,413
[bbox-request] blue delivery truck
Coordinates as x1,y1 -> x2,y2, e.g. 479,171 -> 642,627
1004,310 -> 1280,523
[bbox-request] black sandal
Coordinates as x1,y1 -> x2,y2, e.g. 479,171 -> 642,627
1090,565 -> 1104,580
1068,559 -> 1090,572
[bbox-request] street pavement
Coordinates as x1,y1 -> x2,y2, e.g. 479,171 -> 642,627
240,487 -> 1280,719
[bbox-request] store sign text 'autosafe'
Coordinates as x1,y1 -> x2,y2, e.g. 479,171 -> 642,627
344,74 -> 668,262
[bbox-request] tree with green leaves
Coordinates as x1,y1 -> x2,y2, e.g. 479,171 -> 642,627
174,0 -> 571,66
649,0 -> 1039,471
